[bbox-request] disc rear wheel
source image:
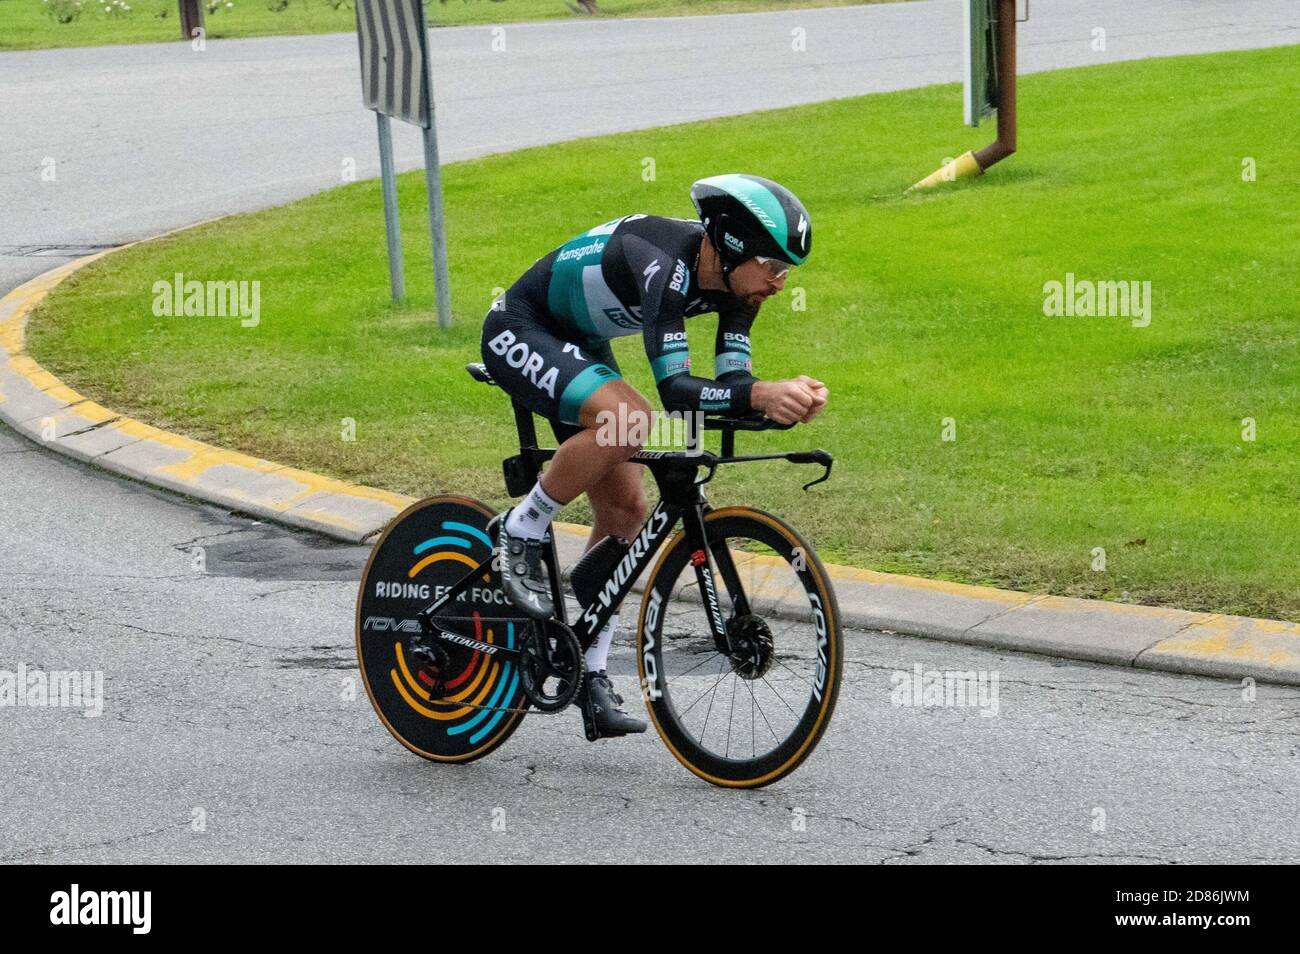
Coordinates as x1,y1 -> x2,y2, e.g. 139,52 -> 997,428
356,495 -> 531,763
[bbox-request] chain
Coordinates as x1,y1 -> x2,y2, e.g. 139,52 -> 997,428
418,694 -> 544,717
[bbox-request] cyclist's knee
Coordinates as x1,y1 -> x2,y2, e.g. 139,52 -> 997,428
621,393 -> 655,454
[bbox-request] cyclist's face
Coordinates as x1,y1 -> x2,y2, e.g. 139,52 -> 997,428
730,257 -> 791,307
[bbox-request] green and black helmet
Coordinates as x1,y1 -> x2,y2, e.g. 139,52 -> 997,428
690,174 -> 812,275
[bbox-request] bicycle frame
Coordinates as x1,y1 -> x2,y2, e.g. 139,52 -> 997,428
416,450 -> 747,653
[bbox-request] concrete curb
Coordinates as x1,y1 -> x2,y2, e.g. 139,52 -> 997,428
4,251 -> 1300,686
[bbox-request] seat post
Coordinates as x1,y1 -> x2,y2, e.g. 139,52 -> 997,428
512,400 -> 539,453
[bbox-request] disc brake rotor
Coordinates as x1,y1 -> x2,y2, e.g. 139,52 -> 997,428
727,614 -> 775,680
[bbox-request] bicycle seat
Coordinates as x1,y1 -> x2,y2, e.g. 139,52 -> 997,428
466,363 -> 497,386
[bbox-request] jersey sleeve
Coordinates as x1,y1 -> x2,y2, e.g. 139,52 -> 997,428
621,234 -> 755,415
714,306 -> 759,387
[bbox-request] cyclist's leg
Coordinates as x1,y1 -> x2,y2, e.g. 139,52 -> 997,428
541,379 -> 652,507
584,461 -> 647,545
540,345 -> 648,548
554,391 -> 651,735
478,311 -> 644,540
513,345 -> 649,733
576,458 -> 645,681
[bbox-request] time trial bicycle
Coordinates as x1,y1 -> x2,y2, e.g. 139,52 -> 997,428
355,362 -> 843,788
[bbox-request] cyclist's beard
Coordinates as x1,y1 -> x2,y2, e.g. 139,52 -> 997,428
724,268 -> 757,306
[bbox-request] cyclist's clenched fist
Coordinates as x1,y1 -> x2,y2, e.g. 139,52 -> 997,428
751,376 -> 829,425
795,375 -> 829,422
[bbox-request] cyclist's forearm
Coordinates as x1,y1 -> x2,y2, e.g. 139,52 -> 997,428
718,370 -> 759,390
656,373 -> 753,415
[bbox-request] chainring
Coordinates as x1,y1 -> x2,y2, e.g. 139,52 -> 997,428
519,620 -> 586,712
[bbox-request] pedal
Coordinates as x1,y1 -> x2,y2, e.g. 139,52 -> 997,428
487,511 -> 554,550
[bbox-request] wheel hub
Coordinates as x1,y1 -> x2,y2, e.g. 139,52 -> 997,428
727,614 -> 775,680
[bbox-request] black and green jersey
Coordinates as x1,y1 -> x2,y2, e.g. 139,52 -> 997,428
510,213 -> 760,415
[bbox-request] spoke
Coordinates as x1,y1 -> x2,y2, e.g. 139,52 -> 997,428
750,673 -> 756,757
748,561 -> 780,600
697,656 -> 726,745
767,575 -> 802,611
670,649 -> 724,680
768,614 -> 811,642
772,655 -> 816,691
678,656 -> 731,718
742,674 -> 782,745
759,673 -> 804,718
725,668 -> 738,758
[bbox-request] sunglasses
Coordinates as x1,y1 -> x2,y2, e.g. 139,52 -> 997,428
753,256 -> 792,281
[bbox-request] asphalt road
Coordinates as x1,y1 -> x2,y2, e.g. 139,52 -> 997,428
3,1 -> 1300,863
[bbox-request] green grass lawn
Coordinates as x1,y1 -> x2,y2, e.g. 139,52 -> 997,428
29,45 -> 1300,620
0,0 -> 881,51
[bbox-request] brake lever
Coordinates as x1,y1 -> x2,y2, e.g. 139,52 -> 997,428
786,449 -> 833,491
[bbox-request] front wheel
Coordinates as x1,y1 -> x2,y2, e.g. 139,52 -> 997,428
636,507 -> 843,788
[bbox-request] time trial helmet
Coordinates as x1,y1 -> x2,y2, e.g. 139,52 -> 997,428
690,174 -> 812,276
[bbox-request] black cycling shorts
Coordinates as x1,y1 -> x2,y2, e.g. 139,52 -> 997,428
480,296 -> 622,441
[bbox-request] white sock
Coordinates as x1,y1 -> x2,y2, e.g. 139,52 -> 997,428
585,615 -> 619,673
505,480 -> 562,540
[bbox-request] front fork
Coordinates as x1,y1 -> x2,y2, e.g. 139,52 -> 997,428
681,505 -> 751,656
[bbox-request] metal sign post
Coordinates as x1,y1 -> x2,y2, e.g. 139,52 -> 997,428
178,0 -> 204,40
375,112 -> 405,302
421,45 -> 453,331
971,0 -> 1020,173
909,0 -> 1021,190
354,0 -> 452,327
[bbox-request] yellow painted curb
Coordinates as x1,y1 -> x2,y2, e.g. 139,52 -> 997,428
0,228 -> 418,541
1141,614 -> 1300,673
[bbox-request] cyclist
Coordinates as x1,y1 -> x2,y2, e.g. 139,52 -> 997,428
481,174 -> 827,739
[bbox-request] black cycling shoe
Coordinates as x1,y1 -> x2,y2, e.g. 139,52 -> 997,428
493,510 -> 554,620
578,670 -> 647,741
